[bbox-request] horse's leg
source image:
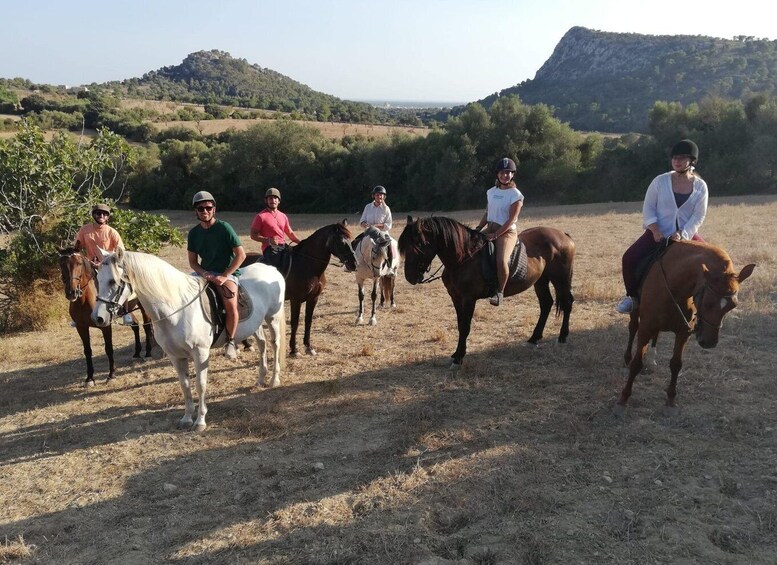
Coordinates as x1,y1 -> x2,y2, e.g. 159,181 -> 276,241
131,321 -> 142,359
624,312 -> 639,368
553,280 -> 574,344
528,278 -> 553,345
266,312 -> 284,387
451,298 -> 476,368
102,326 -> 116,381
378,276 -> 386,308
643,335 -> 658,374
303,298 -> 319,355
356,281 -> 365,325
172,357 -> 194,429
76,324 -> 95,388
664,332 -> 691,416
289,299 -> 302,357
143,321 -> 155,358
254,325 -> 269,386
242,338 -> 255,352
191,349 -> 210,432
614,331 -> 654,416
388,275 -> 396,308
369,278 -> 378,325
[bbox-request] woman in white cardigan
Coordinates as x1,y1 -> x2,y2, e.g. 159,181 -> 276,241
616,139 -> 708,314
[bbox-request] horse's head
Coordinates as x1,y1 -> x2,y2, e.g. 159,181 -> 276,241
92,247 -> 133,327
327,220 -> 357,272
398,215 -> 437,285
693,262 -> 756,348
57,248 -> 92,301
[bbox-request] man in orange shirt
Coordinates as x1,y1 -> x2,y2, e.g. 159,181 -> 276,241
73,203 -> 133,325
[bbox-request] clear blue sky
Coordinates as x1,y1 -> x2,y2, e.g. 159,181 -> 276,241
2,0 -> 774,103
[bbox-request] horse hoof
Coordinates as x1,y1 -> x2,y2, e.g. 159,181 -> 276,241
306,348 -> 317,356
369,318 -> 377,326
291,351 -> 301,359
178,419 -> 193,429
356,318 -> 364,325
84,379 -> 95,388
662,405 -> 679,418
268,378 -> 280,388
449,362 -> 462,371
244,345 -> 256,352
193,423 -> 207,433
612,403 -> 626,419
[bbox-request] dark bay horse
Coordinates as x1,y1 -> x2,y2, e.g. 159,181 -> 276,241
398,216 -> 575,367
616,240 -> 755,416
58,248 -> 155,387
242,221 -> 357,357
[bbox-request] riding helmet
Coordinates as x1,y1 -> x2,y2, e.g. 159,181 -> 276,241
192,191 -> 216,206
671,139 -> 699,162
372,185 -> 387,195
265,187 -> 281,199
496,157 -> 518,173
92,203 -> 111,216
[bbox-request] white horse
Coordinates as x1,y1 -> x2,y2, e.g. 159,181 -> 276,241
91,248 -> 286,432
353,226 -> 399,325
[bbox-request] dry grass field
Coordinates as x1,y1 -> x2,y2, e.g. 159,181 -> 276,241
1,196 -> 776,564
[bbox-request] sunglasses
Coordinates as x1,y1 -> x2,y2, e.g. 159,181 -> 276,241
93,211 -> 109,217
196,205 -> 214,212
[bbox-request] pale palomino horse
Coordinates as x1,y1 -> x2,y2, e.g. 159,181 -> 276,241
353,226 -> 399,325
92,248 -> 286,432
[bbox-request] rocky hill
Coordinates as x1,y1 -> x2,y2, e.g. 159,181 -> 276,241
476,26 -> 777,132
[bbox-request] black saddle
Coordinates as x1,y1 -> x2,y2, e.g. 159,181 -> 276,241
481,239 -> 529,292
635,239 -> 674,299
259,244 -> 293,279
204,283 -> 254,346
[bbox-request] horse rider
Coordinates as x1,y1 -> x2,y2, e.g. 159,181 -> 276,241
616,139 -> 708,314
187,191 -> 246,360
353,185 -> 394,248
250,187 -> 302,266
73,203 -> 133,325
475,157 -> 524,306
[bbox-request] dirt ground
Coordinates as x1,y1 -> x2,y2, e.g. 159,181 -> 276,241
1,197 -> 776,564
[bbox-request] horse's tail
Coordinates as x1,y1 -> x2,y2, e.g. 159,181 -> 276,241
555,232 -> 576,319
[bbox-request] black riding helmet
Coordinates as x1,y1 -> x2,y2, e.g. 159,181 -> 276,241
671,139 -> 699,163
496,157 -> 518,173
372,185 -> 387,195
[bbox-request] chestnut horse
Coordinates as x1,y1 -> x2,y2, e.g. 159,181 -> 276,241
616,240 -> 755,416
243,221 -> 358,356
58,248 -> 155,387
398,216 -> 575,367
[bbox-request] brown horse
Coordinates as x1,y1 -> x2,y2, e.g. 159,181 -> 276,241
616,240 -> 755,416
242,221 -> 357,357
58,248 -> 155,387
398,216 -> 575,367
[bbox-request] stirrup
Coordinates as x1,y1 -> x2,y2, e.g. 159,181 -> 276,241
489,291 -> 503,306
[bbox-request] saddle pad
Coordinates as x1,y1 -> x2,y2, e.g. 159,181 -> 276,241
481,239 -> 528,285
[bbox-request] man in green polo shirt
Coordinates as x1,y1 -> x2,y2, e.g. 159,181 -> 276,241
187,191 -> 246,360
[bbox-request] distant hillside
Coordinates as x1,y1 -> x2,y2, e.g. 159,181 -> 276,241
106,50 -> 383,122
475,27 -> 777,132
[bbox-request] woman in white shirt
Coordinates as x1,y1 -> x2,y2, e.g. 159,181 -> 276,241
616,139 -> 708,314
475,157 -> 524,306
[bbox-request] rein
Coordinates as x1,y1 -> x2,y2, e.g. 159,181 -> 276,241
414,236 -> 487,284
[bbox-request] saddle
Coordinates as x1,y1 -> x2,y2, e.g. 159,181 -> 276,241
635,239 -> 674,299
203,283 -> 254,346
481,239 -> 529,291
259,244 -> 293,279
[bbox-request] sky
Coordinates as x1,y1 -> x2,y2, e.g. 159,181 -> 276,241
2,0 -> 776,104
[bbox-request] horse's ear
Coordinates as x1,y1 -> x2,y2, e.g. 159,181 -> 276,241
341,218 -> 348,227
74,240 -> 81,252
96,246 -> 109,261
406,215 -> 415,225
115,246 -> 125,262
737,263 -> 756,283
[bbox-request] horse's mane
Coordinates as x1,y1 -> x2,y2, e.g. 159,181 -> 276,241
673,240 -> 734,274
59,248 -> 96,281
297,222 -> 353,250
417,216 -> 487,262
122,251 -> 200,305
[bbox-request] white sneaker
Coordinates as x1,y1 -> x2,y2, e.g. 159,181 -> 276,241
122,313 -> 134,325
616,296 -> 638,314
224,340 -> 238,360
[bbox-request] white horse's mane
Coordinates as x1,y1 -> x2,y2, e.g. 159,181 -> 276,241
123,251 -> 201,305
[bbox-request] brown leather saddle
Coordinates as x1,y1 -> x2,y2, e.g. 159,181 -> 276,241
203,283 -> 254,346
635,239 -> 674,299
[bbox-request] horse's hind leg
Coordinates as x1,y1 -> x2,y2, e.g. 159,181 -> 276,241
254,326 -> 269,386
624,313 -> 639,368
265,311 -> 284,387
303,298 -> 319,355
77,325 -> 95,387
615,332 -> 652,416
289,299 -> 302,357
102,326 -> 116,381
553,280 -> 574,344
528,279 -> 553,345
356,281 -> 365,325
131,322 -> 142,359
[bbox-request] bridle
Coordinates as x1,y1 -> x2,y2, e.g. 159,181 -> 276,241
659,258 -> 736,332
62,253 -> 92,299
